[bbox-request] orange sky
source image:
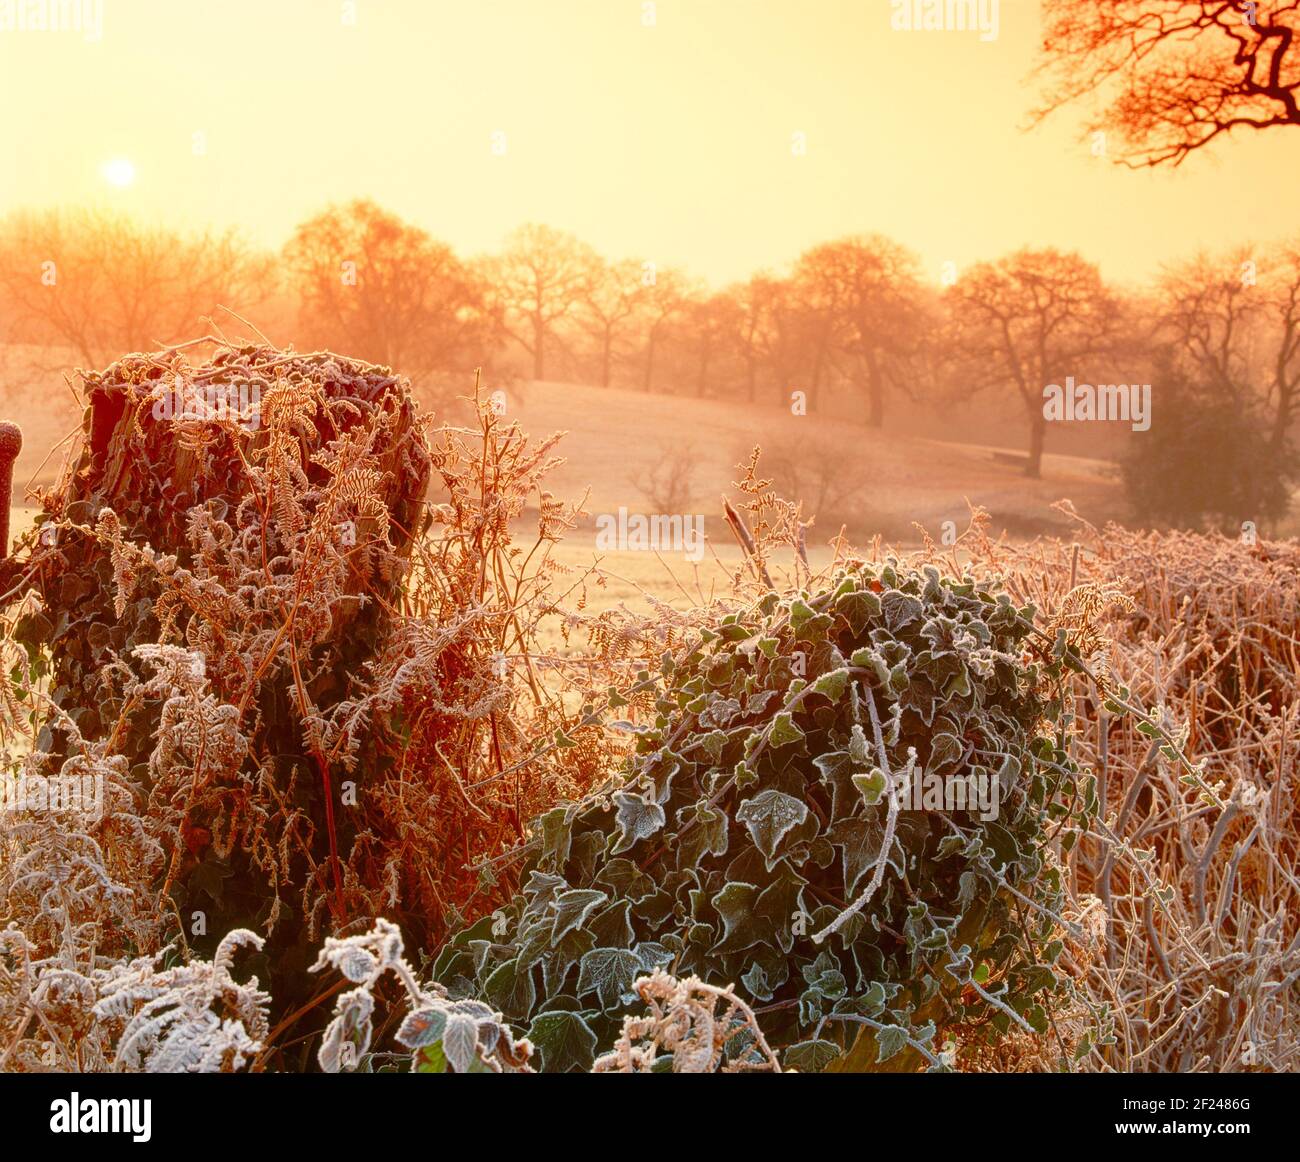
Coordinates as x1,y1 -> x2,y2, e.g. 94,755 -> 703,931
2,0 -> 1298,288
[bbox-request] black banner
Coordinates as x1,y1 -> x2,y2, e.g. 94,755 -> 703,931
2,1071 -> 1289,1147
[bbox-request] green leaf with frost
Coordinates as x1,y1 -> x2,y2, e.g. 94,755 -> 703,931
577,947 -> 642,1011
527,1010 -> 598,1073
875,1024 -> 910,1063
736,789 -> 809,868
767,711 -> 804,748
441,1013 -> 480,1073
550,889 -> 607,943
812,668 -> 850,701
852,768 -> 887,806
610,790 -> 665,854
784,1039 -> 843,1073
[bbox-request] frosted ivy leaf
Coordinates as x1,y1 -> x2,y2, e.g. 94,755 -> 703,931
875,1023 -> 910,1063
852,768 -> 887,806
577,947 -> 642,1010
766,711 -> 804,748
811,668 -> 850,701
710,881 -> 762,954
784,1038 -> 842,1073
633,941 -> 673,972
550,888 -> 608,943
881,590 -> 924,631
610,790 -> 665,854
848,723 -> 871,766
526,1010 -> 598,1073
736,789 -> 808,868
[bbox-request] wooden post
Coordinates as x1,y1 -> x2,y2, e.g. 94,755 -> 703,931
0,421 -> 21,559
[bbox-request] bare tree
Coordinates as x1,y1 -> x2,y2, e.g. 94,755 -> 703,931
0,207 -> 272,368
793,235 -> 928,428
1157,244 -> 1300,451
947,248 -> 1119,478
730,277 -> 771,404
735,273 -> 807,409
630,439 -> 697,512
485,223 -> 596,381
636,267 -> 693,392
1156,249 -> 1259,396
1034,1 -> 1300,167
681,293 -> 741,398
284,199 -> 491,379
576,256 -> 644,387
1262,242 -> 1300,450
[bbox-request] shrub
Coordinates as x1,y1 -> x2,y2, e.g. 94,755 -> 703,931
753,430 -> 873,535
1120,377 -> 1292,531
433,559 -> 1096,1071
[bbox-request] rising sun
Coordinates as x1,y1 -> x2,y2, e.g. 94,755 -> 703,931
101,158 -> 136,188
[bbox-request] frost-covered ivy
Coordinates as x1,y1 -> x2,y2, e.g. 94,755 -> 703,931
435,561 -> 1095,1072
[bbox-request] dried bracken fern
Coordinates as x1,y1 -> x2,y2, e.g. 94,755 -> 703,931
92,928 -> 270,1073
917,513 -> 1300,1072
592,969 -> 782,1073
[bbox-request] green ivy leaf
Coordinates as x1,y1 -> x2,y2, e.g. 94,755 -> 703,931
550,889 -> 608,944
812,668 -> 850,701
852,768 -> 887,806
577,947 -> 642,1011
875,1023 -> 910,1063
610,790 -> 666,854
482,956 -> 536,1022
526,1010 -> 598,1073
736,789 -> 809,869
767,711 -> 805,749
784,1039 -> 843,1073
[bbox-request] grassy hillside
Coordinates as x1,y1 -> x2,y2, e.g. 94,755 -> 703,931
498,377 -> 1130,544
0,348 -> 1178,554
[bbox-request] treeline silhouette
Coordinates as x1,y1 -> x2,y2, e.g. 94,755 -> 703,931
0,199 -> 1295,523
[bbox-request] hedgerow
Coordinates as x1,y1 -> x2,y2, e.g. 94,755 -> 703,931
432,559 -> 1098,1071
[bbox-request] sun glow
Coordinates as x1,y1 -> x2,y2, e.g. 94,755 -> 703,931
101,158 -> 136,189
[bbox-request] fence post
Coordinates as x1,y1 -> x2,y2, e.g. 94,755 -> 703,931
0,422 -> 22,559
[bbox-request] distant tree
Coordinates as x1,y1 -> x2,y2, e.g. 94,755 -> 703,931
1035,1 -> 1300,167
576,257 -> 645,387
486,223 -> 596,380
1261,242 -> 1300,452
1121,366 -> 1292,530
730,277 -> 772,404
284,199 -> 491,380
636,267 -> 693,392
630,439 -> 697,512
733,278 -> 790,410
792,235 -> 927,427
1156,245 -> 1300,453
0,207 -> 272,367
680,292 -> 741,398
947,248 -> 1119,477
757,428 -> 873,534
735,273 -> 808,409
1156,249 -> 1258,397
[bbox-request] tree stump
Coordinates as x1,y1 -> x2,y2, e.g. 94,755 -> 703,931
18,342 -> 432,1013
